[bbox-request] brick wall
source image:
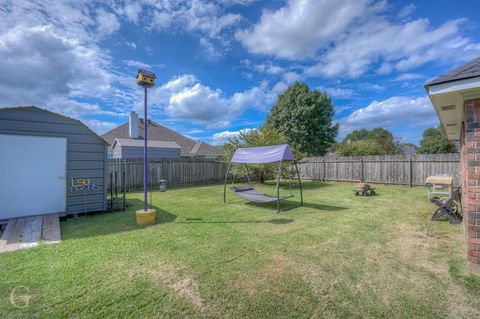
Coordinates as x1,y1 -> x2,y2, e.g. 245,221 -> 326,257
462,98 -> 480,273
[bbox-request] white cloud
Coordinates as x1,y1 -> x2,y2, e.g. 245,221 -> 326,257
123,59 -> 151,69
393,73 -> 424,81
236,0 -> 480,78
397,4 -> 415,19
318,87 -> 354,98
96,8 -> 121,36
145,0 -> 245,56
253,64 -> 286,75
0,1 -> 97,42
338,96 -> 438,136
45,98 -> 103,118
148,75 -> 277,128
236,0 -> 371,58
185,128 -> 205,135
211,128 -> 253,145
125,41 -> 136,49
123,2 -> 142,23
163,74 -> 197,91
0,1 -> 134,122
84,119 -> 118,135
167,83 -> 230,127
0,25 -> 111,108
308,18 -> 480,78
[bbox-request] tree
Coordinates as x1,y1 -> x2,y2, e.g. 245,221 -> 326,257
331,139 -> 385,156
265,82 -> 338,156
417,126 -> 457,154
333,127 -> 401,156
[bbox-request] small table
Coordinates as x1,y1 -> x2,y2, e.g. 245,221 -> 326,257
425,175 -> 453,200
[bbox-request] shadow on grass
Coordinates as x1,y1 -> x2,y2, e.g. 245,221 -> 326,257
61,199 -> 177,240
176,218 -> 294,225
244,199 -> 347,213
127,199 -> 177,223
260,180 -> 333,191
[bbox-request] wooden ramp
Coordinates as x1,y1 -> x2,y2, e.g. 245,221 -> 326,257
0,213 -> 61,253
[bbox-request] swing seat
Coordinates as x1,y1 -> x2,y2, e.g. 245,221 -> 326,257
231,186 -> 291,203
223,144 -> 303,212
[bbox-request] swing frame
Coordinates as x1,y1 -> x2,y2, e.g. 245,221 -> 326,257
223,145 -> 303,213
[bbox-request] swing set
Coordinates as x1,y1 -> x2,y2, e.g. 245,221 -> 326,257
223,144 -> 303,213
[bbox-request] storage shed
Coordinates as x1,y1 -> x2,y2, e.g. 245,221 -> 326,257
0,106 -> 107,220
112,138 -> 181,159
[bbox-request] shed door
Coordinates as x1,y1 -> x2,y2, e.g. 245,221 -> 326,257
0,134 -> 67,219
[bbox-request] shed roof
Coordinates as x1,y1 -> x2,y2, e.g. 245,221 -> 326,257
113,138 -> 180,149
425,57 -> 480,87
0,106 -> 107,144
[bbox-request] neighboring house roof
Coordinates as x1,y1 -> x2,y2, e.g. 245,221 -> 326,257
0,106 -> 107,144
112,138 -> 180,149
425,57 -> 480,87
102,119 -> 224,157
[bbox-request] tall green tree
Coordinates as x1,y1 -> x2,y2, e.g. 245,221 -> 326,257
333,127 -> 401,156
265,82 -> 338,156
417,126 -> 457,154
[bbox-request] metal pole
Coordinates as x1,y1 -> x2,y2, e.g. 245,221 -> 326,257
275,161 -> 283,213
294,161 -> 303,206
122,165 -> 126,211
244,164 -> 251,184
143,86 -> 148,211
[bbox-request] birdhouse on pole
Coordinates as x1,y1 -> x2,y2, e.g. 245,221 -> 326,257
136,69 -> 156,87
135,68 -> 157,225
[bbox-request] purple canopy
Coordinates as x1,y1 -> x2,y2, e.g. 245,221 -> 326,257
231,144 -> 295,163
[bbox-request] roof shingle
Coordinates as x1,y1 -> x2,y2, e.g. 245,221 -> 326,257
113,138 -> 180,149
425,57 -> 480,87
102,119 -> 223,157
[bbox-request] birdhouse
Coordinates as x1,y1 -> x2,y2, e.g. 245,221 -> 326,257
136,69 -> 156,87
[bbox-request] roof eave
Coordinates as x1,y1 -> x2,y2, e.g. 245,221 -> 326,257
426,76 -> 480,141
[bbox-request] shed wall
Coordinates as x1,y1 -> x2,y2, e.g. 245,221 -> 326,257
0,108 -> 107,214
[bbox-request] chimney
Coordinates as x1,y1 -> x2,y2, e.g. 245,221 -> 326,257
129,111 -> 138,139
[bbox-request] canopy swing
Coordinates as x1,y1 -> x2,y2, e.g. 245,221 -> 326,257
223,144 -> 303,212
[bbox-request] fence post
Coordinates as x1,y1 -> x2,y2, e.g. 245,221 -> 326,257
408,155 -> 413,187
322,159 -> 326,182
360,159 -> 364,182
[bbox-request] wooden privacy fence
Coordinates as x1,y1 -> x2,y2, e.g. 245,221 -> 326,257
298,153 -> 460,187
107,158 -> 229,191
107,153 -> 461,191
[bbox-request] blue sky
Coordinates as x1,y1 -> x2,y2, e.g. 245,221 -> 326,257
1,0 -> 479,145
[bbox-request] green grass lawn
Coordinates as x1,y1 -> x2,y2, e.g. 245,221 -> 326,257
1,182 -> 480,318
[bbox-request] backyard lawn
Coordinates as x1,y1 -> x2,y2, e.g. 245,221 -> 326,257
1,182 -> 479,318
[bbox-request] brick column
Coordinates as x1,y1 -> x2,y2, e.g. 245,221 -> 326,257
462,98 -> 480,273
